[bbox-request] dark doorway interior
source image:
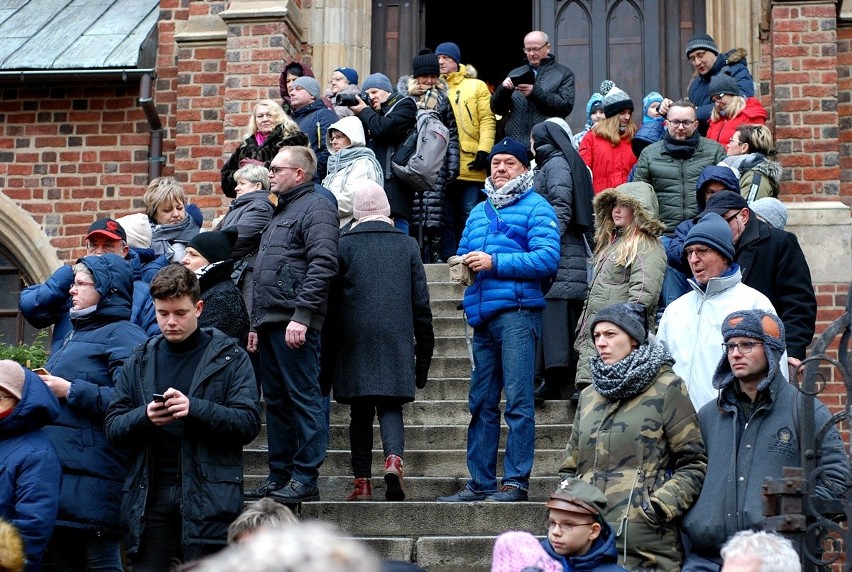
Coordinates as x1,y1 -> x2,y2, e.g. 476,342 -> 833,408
423,1 -> 532,93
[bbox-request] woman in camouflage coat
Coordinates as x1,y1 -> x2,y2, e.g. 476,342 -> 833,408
560,302 -> 706,571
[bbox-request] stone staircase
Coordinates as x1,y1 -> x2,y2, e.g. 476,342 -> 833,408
243,263 -> 576,570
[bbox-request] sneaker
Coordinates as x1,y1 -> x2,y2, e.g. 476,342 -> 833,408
485,484 -> 528,502
384,454 -> 406,501
269,479 -> 320,503
436,487 -> 488,502
244,478 -> 284,500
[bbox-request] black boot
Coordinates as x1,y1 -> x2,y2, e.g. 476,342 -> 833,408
534,379 -> 561,404
428,231 -> 445,263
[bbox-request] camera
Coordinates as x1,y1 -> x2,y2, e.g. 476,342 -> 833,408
336,92 -> 370,107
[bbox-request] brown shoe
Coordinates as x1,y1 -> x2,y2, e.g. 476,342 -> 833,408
347,478 -> 372,501
384,454 -> 405,501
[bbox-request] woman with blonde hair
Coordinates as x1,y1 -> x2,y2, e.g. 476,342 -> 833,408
572,182 -> 666,393
705,75 -> 767,146
720,123 -> 781,201
578,84 -> 638,194
144,176 -> 200,263
220,99 -> 308,199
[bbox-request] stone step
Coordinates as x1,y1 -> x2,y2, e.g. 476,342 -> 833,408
424,262 -> 455,282
429,299 -> 466,318
242,448 -> 567,479
426,355 -> 476,378
249,422 -> 572,452
245,475 -> 563,503
434,335 -> 470,356
429,282 -> 470,300
433,315 -> 466,337
327,400 -> 573,426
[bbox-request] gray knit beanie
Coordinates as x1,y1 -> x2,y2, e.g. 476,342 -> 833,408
685,33 -> 719,58
750,197 -> 788,229
602,85 -> 634,118
684,212 -> 735,262
589,302 -> 648,346
361,73 -> 394,93
291,76 -> 321,100
708,74 -> 741,98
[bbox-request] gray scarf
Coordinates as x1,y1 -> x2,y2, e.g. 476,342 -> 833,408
485,170 -> 535,209
590,341 -> 674,401
325,146 -> 384,180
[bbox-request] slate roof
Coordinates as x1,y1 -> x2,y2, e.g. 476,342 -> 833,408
0,0 -> 159,71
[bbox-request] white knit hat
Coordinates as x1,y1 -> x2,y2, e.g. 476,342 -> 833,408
352,181 -> 390,220
115,213 -> 153,248
0,360 -> 25,400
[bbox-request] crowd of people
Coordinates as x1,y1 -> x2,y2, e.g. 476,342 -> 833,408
0,26 -> 841,572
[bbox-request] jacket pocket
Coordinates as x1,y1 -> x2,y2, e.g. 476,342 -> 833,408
275,264 -> 303,300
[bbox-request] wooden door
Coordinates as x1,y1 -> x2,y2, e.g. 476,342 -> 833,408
370,0 -> 424,85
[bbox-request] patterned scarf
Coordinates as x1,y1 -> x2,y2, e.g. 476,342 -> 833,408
590,341 -> 674,401
485,170 -> 535,209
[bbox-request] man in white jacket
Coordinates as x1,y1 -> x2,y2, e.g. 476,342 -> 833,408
657,212 -> 785,410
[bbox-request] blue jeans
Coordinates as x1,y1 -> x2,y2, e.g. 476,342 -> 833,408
466,309 -> 541,493
442,180 -> 484,260
659,236 -> 691,312
48,527 -> 123,572
259,325 -> 327,487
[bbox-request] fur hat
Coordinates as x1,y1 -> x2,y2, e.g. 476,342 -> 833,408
353,181 -> 391,220
115,213 -> 153,248
685,33 -> 719,58
435,42 -> 461,64
488,137 -> 531,168
187,227 -> 238,264
361,73 -> 394,93
291,76 -> 321,100
86,217 -> 127,243
589,302 -> 648,345
333,67 -> 359,86
412,49 -> 440,77
751,197 -> 788,229
708,73 -> 741,98
547,477 -> 608,520
491,531 -> 561,572
684,212 -> 735,261
602,85 -> 634,118
713,309 -> 786,392
0,360 -> 25,400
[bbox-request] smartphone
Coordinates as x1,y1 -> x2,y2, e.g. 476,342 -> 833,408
33,367 -> 50,375
152,393 -> 166,403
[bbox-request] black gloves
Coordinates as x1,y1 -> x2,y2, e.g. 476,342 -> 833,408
467,151 -> 489,171
415,358 -> 430,389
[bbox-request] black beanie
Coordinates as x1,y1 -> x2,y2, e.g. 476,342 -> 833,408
412,48 -> 440,77
188,226 -> 238,264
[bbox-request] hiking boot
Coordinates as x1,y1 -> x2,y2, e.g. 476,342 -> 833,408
244,478 -> 284,500
347,478 -> 373,501
436,487 -> 488,502
485,484 -> 528,502
269,479 -> 320,503
384,454 -> 406,501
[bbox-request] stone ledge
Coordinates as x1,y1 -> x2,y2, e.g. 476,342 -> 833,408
785,201 -> 851,284
786,200 -> 851,226
219,0 -> 302,39
174,14 -> 227,45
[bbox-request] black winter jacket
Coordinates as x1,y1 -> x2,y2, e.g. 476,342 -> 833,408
252,182 -> 340,331
220,125 -> 309,198
104,329 -> 260,553
198,261 -> 250,347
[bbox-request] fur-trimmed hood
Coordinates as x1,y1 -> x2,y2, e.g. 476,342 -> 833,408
396,75 -> 450,107
594,182 -> 665,237
750,158 -> 782,183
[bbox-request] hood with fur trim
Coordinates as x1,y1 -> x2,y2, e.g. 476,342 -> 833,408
593,182 -> 666,238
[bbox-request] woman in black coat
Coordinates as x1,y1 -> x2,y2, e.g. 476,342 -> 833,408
323,181 -> 434,503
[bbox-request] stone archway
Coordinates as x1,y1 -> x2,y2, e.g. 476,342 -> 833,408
0,193 -> 61,284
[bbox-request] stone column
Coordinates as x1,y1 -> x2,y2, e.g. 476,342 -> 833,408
706,0 -> 761,93
307,0 -> 372,88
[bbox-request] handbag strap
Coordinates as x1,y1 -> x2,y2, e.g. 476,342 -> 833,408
484,199 -> 529,251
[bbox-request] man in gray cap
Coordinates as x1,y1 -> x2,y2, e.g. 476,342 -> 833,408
289,75 -> 338,180
681,310 -> 847,570
657,212 -> 784,410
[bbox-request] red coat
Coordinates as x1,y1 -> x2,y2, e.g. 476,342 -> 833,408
706,97 -> 767,145
578,130 -> 637,194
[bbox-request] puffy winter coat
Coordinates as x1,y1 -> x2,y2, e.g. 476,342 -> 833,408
325,221 -> 434,403
292,99 -> 339,181
687,48 -> 755,125
632,137 -> 726,235
560,361 -> 706,571
43,254 -> 149,533
322,116 -> 383,227
443,64 -> 496,182
491,55 -> 575,142
578,130 -> 637,194
722,153 -> 781,201
0,368 -> 61,572
705,97 -> 767,146
400,76 -> 461,229
458,188 -> 560,327
104,329 -> 260,553
220,124 -> 309,198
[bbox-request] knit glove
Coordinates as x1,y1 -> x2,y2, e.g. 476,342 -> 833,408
467,151 -> 489,171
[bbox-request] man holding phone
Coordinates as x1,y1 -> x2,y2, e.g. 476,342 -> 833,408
105,264 -> 260,571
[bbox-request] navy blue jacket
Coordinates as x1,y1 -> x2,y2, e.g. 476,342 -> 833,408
19,248 -> 158,353
541,524 -> 628,571
43,253 -> 149,532
292,99 -> 339,181
0,367 -> 62,572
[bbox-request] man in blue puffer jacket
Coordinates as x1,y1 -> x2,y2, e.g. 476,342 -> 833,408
437,137 -> 559,503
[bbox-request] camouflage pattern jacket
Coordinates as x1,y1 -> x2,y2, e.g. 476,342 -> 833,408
560,363 -> 707,571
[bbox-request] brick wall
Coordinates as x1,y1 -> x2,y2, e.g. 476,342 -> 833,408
839,24 -> 852,197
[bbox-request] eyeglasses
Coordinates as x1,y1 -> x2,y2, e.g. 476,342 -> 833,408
329,76 -> 347,83
522,44 -> 548,54
723,341 -> 764,354
668,119 -> 696,128
547,520 -> 596,533
724,211 -> 742,223
72,281 -> 96,289
688,51 -> 709,62
684,246 -> 713,259
269,165 -> 300,175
